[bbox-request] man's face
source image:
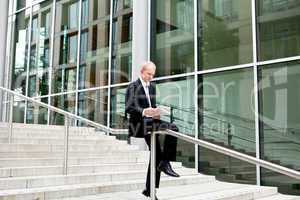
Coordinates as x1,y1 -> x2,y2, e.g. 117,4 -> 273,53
141,66 -> 156,83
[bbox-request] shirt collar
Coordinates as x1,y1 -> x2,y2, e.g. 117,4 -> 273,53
139,77 -> 150,87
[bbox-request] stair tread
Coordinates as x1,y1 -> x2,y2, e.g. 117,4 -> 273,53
52,181 -> 280,200
0,174 -> 214,196
257,194 -> 300,200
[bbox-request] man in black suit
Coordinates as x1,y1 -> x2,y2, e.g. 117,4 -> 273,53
125,61 -> 180,199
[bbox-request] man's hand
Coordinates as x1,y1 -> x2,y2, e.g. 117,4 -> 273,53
143,108 -> 155,117
143,108 -> 161,118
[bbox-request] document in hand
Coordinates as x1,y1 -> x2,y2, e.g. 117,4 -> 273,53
157,105 -> 171,116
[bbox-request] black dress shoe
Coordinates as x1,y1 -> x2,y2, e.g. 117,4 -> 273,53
157,160 -> 180,177
142,189 -> 158,200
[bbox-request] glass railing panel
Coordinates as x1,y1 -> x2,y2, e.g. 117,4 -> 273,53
199,147 -> 257,184
26,97 -> 48,124
259,60 -> 300,193
78,89 -> 108,126
50,93 -> 76,125
155,76 -> 195,168
197,68 -> 256,183
261,168 -> 300,195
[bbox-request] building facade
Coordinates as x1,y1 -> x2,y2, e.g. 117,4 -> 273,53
1,0 -> 300,195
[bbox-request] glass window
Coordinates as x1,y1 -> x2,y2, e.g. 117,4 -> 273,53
26,98 -> 48,124
78,89 -> 108,125
28,1 -> 52,97
198,69 -> 255,151
111,12 -> 132,84
50,93 -> 76,125
82,0 -> 110,22
52,0 -> 80,93
79,0 -> 110,89
197,69 -> 256,183
257,0 -> 300,61
110,86 -> 127,128
153,0 -> 194,77
198,0 -> 252,69
15,0 -> 31,10
259,60 -> 300,194
113,0 -> 132,14
10,10 -> 30,96
154,76 -> 195,167
198,147 -> 256,184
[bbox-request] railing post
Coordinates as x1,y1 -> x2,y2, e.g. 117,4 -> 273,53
227,123 -> 232,147
170,107 -> 174,123
8,94 -> 14,143
227,123 -> 232,174
63,116 -> 69,175
150,131 -> 156,200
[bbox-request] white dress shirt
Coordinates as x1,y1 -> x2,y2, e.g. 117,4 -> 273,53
139,77 -> 152,116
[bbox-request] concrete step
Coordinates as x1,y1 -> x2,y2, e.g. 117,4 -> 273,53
0,123 -> 96,132
161,183 -> 277,200
0,138 -> 125,145
0,143 -> 139,153
257,194 -> 300,200
0,134 -> 115,141
53,181 -> 287,200
0,168 -> 198,190
0,162 -> 183,178
0,151 -> 150,158
0,174 -> 215,199
0,152 -> 149,167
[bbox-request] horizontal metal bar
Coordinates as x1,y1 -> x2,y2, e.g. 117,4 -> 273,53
156,129 -> 300,180
257,55 -> 300,66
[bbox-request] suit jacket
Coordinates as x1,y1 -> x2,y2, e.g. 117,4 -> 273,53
125,78 -> 156,138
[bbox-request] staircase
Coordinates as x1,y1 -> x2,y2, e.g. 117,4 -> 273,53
0,123 -> 299,200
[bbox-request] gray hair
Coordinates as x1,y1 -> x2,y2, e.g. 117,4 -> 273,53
140,61 -> 156,71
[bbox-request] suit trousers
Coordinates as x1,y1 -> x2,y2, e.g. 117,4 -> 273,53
144,119 -> 178,192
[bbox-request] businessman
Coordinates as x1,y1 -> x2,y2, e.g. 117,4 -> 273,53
125,61 -> 179,199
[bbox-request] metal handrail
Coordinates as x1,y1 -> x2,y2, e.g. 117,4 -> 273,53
149,129 -> 300,200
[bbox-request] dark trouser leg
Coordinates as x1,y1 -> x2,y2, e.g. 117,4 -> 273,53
153,120 -> 178,161
144,134 -> 162,192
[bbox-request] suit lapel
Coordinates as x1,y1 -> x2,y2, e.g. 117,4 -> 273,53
136,79 -> 153,107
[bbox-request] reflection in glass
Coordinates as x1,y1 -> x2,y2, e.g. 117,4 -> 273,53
261,168 -> 300,195
198,0 -> 252,69
199,147 -> 256,184
198,69 -> 256,184
82,0 -> 110,22
111,1 -> 132,84
113,0 -> 132,14
110,86 -> 127,128
78,90 -> 108,125
153,0 -> 194,77
79,0 -> 110,89
52,0 -> 79,93
26,98 -> 48,124
259,61 -> 300,194
257,0 -> 300,61
10,10 -> 30,96
155,76 -> 195,167
28,1 -> 52,97
15,0 -> 31,10
13,100 -> 26,123
50,93 -> 76,125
